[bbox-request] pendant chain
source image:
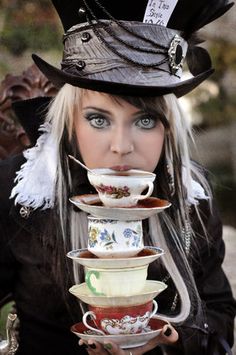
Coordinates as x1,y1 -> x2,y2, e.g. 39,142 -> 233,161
162,220 -> 192,312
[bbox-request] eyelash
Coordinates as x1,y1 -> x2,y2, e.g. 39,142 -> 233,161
85,114 -> 109,129
84,113 -> 158,130
135,115 -> 157,129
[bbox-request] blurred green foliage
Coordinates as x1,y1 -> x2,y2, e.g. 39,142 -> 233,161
197,94 -> 236,126
194,40 -> 236,127
0,0 -> 62,55
210,41 -> 236,77
1,25 -> 61,55
210,165 -> 236,227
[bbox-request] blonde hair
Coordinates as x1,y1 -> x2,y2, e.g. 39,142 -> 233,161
45,84 -> 212,325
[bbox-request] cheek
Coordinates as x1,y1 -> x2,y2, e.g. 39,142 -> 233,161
75,123 -> 91,161
146,137 -> 164,167
75,124 -> 107,167
139,129 -> 165,169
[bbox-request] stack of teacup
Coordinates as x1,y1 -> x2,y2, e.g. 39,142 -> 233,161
69,168 -> 168,337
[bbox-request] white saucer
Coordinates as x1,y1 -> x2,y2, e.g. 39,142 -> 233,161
67,246 -> 164,269
71,318 -> 167,348
69,280 -> 167,307
69,194 -> 171,220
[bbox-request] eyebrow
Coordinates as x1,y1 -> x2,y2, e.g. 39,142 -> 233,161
82,106 -> 144,116
82,106 -> 111,114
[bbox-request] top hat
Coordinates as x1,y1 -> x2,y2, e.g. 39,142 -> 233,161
32,0 -> 234,97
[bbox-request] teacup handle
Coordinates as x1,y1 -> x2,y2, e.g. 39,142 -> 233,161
150,300 -> 158,318
137,181 -> 154,201
82,311 -> 105,335
85,270 -> 105,296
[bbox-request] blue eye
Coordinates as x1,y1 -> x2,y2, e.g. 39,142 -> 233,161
86,114 -> 109,128
136,115 -> 156,129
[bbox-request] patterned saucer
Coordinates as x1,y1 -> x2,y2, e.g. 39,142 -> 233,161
71,318 -> 168,349
67,246 -> 164,269
69,280 -> 167,307
69,194 -> 171,220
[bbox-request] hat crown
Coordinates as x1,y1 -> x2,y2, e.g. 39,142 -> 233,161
52,0 -> 234,32
61,20 -> 187,84
32,0 -> 233,97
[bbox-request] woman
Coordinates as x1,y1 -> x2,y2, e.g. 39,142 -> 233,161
1,0 -> 235,354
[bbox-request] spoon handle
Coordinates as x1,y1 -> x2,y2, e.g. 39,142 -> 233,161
68,155 -> 91,172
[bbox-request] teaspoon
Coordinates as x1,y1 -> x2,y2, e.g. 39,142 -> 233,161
68,155 -> 97,175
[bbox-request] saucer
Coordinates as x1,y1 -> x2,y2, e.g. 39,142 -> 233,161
69,280 -> 167,307
67,246 -> 164,268
69,194 -> 171,220
71,318 -> 168,348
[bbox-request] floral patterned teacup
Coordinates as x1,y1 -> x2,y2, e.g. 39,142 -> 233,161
82,300 -> 158,335
87,168 -> 156,207
88,217 -> 143,258
85,265 -> 148,296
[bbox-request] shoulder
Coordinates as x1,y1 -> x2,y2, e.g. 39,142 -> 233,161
0,154 -> 25,213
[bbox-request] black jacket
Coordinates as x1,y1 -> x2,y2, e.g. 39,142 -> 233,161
0,154 -> 235,355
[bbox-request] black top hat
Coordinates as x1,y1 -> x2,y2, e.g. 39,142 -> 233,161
32,0 -> 233,97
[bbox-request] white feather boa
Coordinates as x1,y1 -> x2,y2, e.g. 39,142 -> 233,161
10,125 -> 209,210
10,123 -> 58,210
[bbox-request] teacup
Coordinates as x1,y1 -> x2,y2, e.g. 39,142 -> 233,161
85,265 -> 148,296
88,216 -> 143,258
82,300 -> 158,335
87,168 -> 156,207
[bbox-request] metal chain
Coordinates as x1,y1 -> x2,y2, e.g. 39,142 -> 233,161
170,293 -> 179,312
182,218 -> 192,256
161,273 -> 179,312
162,220 -> 192,313
162,274 -> 171,283
88,18 -> 167,55
83,0 -> 169,50
86,15 -> 170,69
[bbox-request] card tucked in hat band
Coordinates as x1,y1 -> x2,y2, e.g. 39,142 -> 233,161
143,0 -> 178,26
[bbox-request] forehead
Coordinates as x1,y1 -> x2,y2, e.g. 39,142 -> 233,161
77,89 -> 169,122
80,90 -> 138,111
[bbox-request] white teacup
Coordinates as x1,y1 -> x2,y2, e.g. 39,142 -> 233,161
87,169 -> 156,208
88,217 -> 143,258
85,265 -> 148,297
82,300 -> 158,335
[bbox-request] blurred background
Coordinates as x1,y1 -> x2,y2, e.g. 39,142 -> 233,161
0,0 -> 235,350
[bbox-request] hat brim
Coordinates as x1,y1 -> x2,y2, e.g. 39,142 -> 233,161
32,54 -> 214,98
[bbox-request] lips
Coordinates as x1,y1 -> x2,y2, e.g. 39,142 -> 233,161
110,165 -> 134,171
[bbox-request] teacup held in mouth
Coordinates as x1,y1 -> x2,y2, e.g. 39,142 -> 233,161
87,168 -> 156,208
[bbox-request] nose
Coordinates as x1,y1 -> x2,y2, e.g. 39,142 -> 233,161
110,128 -> 134,155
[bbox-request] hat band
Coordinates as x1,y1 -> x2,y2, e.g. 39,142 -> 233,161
62,21 -> 187,78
